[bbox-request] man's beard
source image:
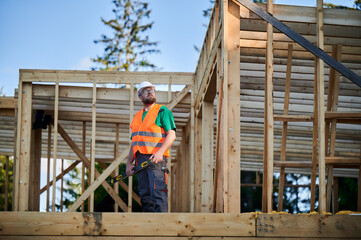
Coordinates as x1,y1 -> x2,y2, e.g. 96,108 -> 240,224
143,96 -> 156,104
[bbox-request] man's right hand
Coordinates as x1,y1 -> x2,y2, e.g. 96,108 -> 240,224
126,163 -> 134,176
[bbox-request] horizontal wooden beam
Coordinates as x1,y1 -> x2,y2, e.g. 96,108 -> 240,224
0,212 -> 255,237
20,70 -> 194,85
239,3 -> 361,27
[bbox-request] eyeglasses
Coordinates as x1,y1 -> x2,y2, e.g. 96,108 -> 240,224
141,89 -> 155,95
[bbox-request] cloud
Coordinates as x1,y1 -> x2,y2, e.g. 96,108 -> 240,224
72,57 -> 93,70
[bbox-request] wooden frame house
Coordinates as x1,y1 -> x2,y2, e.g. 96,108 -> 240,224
1,0 -> 361,238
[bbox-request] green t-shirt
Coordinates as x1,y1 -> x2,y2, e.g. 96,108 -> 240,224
141,105 -> 176,132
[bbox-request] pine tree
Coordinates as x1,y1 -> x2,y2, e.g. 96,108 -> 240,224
92,0 -> 159,71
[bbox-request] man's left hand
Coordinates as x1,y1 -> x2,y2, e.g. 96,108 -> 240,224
150,151 -> 163,163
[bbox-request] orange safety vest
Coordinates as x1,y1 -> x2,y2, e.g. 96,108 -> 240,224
130,104 -> 170,158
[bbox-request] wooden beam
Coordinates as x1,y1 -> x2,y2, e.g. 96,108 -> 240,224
81,121 -> 86,212
60,159 -> 64,211
194,116 -> 202,212
189,84 -> 196,213
167,85 -> 191,110
51,82 -> 59,212
90,83 -> 96,212
29,128 -> 41,211
201,101 -> 214,212
0,212 -> 256,237
277,43 -> 293,212
18,82 -> 32,211
128,83 -> 134,212
46,125 -> 51,212
223,0 -> 241,214
317,0 -> 326,213
262,0 -> 274,213
20,70 -> 194,85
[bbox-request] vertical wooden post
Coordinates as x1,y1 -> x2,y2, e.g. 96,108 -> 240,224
277,44 -> 293,212
317,0 -> 326,213
4,156 -> 9,210
52,82 -> 59,212
222,0 -> 240,214
17,82 -> 32,211
46,125 -> 51,212
81,121 -> 86,212
326,45 -> 341,212
128,83 -> 134,212
30,127 -> 41,211
263,0 -> 274,213
202,101 -> 214,212
14,78 -> 24,211
189,83 -> 195,213
214,47 -> 224,213
194,115 -> 202,212
311,57 -> 318,212
114,124 -> 120,212
60,159 -> 64,212
90,82 -> 97,212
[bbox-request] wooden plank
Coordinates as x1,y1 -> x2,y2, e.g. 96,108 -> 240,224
90,83 -> 96,212
30,128 -> 41,211
277,44 -> 293,212
224,0 -> 241,214
81,121 -> 86,212
14,79 -> 23,211
0,212 -> 256,237
60,159 -> 64,211
114,124 -> 119,212
239,3 -> 361,26
310,57 -> 318,212
262,0 -> 274,213
194,116 -> 202,212
128,83 -> 134,212
46,125 -> 51,212
189,84 -> 195,213
201,101 -> 214,212
234,0 -> 361,87
257,213 -> 361,238
316,0 -> 326,213
52,82 -> 59,212
274,115 -> 313,122
20,70 -> 194,85
18,82 -> 32,211
333,177 -> 339,213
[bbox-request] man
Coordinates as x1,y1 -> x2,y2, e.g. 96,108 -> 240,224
126,81 -> 176,212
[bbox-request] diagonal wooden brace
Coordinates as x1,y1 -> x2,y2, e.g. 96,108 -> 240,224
56,123 -> 129,212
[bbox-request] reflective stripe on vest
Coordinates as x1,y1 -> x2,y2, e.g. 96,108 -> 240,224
130,104 -> 170,157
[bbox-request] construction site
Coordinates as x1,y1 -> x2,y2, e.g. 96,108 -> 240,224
0,0 -> 361,238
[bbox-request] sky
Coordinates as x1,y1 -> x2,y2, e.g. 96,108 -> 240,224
0,0 -> 356,97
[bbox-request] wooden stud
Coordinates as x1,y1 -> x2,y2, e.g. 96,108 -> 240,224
189,83 -> 195,213
128,83 -> 134,212
310,57 -> 318,212
81,121 -> 86,212
201,101 -> 214,212
30,128 -> 41,211
114,124 -> 119,212
60,159 -> 64,212
359,144 -> 361,212
14,79 -> 23,211
46,125 -> 51,212
18,82 -> 32,211
90,82 -> 96,212
277,43 -> 293,212
317,0 -> 326,213
222,0 -> 241,214
194,115 -> 202,212
263,0 -> 274,213
52,82 -> 59,212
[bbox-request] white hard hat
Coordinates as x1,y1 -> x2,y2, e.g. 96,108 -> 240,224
137,81 -> 155,98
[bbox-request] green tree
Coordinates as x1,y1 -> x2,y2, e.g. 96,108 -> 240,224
0,155 -> 13,211
92,0 -> 159,71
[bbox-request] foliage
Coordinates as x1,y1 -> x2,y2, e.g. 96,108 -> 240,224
92,0 -> 159,71
0,155 -> 13,211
